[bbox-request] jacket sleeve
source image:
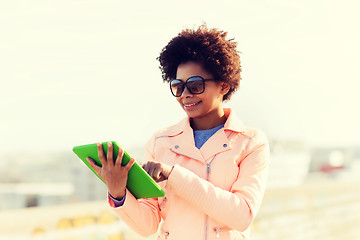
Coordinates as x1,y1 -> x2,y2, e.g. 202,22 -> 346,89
166,130 -> 270,232
109,133 -> 161,237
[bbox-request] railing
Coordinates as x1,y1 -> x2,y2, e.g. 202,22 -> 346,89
1,179 -> 359,240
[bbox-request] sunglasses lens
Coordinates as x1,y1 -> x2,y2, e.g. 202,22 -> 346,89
187,77 -> 204,94
170,80 -> 184,97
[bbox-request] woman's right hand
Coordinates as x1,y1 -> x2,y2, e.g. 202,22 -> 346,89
86,142 -> 135,199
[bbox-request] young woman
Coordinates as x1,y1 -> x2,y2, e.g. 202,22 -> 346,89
87,24 -> 269,240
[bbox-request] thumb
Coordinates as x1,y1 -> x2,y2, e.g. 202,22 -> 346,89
86,157 -> 101,174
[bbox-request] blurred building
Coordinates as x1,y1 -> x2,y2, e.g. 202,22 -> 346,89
0,151 -> 108,210
0,182 -> 74,210
267,139 -> 311,188
309,146 -> 360,180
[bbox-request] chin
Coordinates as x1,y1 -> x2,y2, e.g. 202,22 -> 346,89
183,110 -> 202,119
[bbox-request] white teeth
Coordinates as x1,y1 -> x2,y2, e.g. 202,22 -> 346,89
184,102 -> 199,107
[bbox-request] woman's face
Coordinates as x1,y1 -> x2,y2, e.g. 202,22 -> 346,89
175,61 -> 228,122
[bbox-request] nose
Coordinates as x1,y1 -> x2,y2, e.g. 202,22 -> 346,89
181,86 -> 193,98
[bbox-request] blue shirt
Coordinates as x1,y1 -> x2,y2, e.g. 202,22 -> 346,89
193,124 -> 224,149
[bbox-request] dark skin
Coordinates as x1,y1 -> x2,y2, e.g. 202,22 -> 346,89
86,142 -> 172,199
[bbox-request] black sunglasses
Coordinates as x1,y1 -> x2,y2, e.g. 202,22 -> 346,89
170,76 -> 216,97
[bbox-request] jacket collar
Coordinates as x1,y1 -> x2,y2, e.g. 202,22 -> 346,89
161,108 -> 246,163
163,108 -> 246,136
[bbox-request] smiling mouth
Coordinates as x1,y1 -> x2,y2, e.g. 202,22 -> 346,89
183,101 -> 201,107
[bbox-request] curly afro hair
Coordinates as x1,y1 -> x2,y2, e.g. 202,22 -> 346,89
157,23 -> 241,101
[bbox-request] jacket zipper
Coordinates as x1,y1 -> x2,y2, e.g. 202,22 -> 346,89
168,149 -> 214,240
170,147 -> 228,239
215,227 -> 221,238
159,197 -> 167,211
204,156 -> 216,240
214,227 -> 231,238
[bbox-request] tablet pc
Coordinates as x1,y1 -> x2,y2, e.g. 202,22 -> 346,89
72,141 -> 165,199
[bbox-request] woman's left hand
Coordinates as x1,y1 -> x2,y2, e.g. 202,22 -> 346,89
142,161 -> 173,182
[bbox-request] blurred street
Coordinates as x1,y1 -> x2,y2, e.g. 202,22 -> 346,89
1,177 -> 359,240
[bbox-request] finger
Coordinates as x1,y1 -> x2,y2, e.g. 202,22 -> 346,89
152,167 -> 162,181
115,147 -> 125,167
156,174 -> 166,183
86,157 -> 101,174
107,142 -> 114,166
144,163 -> 155,178
148,163 -> 157,180
142,162 -> 151,175
97,142 -> 107,166
124,158 -> 135,172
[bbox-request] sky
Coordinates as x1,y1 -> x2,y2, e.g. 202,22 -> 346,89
1,0 -> 360,157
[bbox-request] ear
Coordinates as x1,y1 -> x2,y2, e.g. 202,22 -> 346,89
220,82 -> 230,96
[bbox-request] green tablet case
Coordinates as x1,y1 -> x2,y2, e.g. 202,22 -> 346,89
72,141 -> 165,199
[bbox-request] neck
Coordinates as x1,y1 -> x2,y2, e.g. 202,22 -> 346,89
190,108 -> 227,130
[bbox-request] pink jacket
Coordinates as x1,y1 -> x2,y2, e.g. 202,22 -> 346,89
109,108 -> 270,240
